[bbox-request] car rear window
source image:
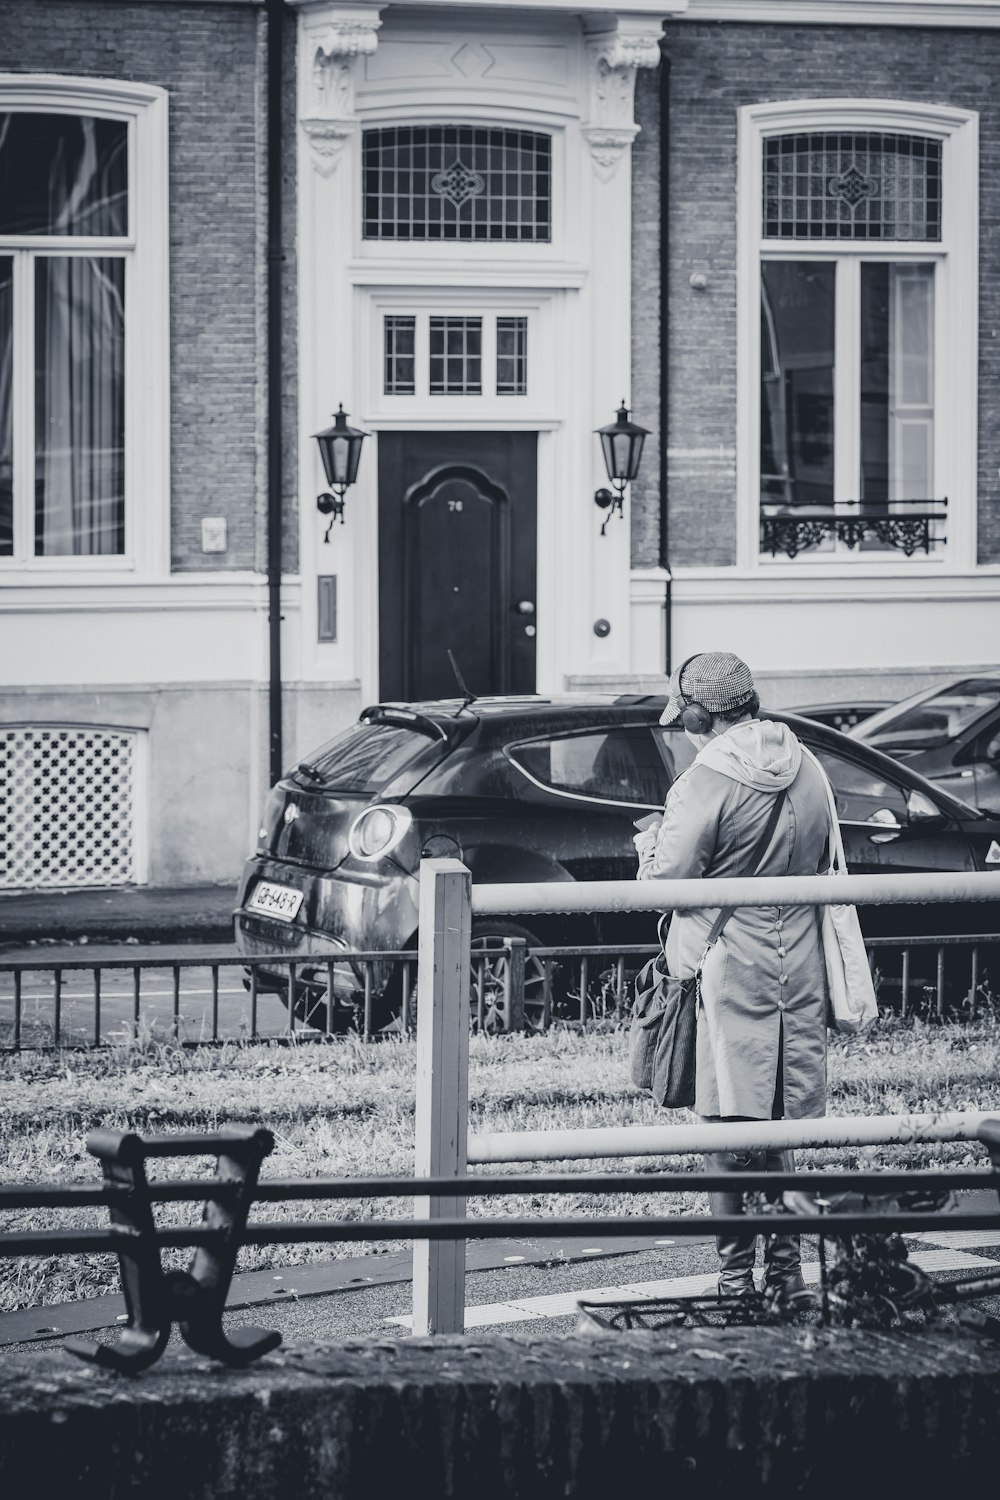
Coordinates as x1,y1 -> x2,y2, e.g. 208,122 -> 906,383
509,727 -> 670,806
862,680 -> 1000,750
296,722 -> 444,794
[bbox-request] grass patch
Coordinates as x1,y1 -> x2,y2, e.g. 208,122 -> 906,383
2,1016 -> 1000,1311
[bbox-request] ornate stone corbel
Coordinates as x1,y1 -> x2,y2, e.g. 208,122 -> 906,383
583,15 -> 665,180
295,3 -> 384,176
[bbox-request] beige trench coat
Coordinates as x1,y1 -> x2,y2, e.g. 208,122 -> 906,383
639,752 -> 830,1120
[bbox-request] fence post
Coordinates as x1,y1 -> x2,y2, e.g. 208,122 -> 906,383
504,938 -> 526,1032
413,858 -> 472,1336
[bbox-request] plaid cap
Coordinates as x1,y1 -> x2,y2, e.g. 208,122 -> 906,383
659,652 -> 756,726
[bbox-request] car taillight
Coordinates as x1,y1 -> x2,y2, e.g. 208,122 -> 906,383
256,786 -> 288,851
348,804 -> 413,862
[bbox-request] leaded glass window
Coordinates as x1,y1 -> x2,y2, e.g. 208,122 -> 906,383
763,133 -> 942,241
429,318 -> 482,395
384,315 -> 416,395
496,316 -> 527,395
0,114 -> 128,236
362,127 -> 551,242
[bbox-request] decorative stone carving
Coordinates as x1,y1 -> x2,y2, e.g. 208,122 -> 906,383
297,4 -> 384,176
583,16 -> 664,180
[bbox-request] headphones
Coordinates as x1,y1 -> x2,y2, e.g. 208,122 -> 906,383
674,653 -> 759,735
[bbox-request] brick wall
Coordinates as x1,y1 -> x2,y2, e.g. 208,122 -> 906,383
0,0 -> 287,573
630,64 -> 661,570
662,21 -> 1000,567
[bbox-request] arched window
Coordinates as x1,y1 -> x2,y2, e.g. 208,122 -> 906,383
738,101 -> 978,566
0,78 -> 168,572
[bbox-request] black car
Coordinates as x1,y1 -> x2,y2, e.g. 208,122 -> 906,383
851,674 -> 1000,811
235,695 -> 1000,1026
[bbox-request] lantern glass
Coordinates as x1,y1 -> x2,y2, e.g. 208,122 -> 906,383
596,402 -> 650,484
313,406 -> 368,492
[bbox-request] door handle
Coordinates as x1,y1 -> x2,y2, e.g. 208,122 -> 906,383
516,600 -> 535,615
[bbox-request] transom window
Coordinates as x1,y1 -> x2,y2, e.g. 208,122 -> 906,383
763,132 -> 941,242
382,313 -> 531,398
742,103 -> 978,566
1,110 -> 129,560
362,126 -> 551,242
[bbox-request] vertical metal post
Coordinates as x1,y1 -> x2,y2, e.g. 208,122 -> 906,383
413,859 -> 471,1337
579,956 -> 589,1025
969,946 -> 980,1019
132,967 -> 141,1039
936,946 -> 946,1019
93,968 -> 102,1046
900,948 -> 910,1019
210,966 -> 220,1041
53,968 -> 62,1046
171,965 -> 181,1038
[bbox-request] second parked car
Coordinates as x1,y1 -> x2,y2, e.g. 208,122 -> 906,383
851,674 -> 1000,811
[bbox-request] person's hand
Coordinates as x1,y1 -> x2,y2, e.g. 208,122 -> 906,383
633,822 -> 661,863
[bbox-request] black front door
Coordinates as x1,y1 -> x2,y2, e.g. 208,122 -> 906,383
378,431 -> 537,701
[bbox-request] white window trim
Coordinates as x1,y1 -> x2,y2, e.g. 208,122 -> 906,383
736,99 -> 979,575
0,75 -> 170,581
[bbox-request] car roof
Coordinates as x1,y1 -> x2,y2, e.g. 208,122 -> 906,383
364,695 -> 981,819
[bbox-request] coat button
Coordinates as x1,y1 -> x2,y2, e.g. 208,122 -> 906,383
774,919 -> 784,931
779,973 -> 788,984
777,946 -> 786,957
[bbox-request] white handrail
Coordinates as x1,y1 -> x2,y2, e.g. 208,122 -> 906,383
468,1111 -> 996,1164
472,870 -> 1000,916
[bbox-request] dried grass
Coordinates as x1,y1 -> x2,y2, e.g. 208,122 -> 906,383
2,1015 -> 999,1311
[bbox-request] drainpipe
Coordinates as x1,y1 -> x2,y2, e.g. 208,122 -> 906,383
658,42 -> 672,675
267,0 -> 284,786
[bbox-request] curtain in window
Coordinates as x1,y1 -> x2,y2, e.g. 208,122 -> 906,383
35,256 -> 125,555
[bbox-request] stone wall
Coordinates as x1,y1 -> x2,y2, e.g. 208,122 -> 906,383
2,1328 -> 999,1497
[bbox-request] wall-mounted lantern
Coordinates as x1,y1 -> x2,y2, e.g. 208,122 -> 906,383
594,400 -> 650,537
314,405 -> 369,541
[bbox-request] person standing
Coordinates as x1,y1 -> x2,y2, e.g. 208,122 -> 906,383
634,652 -> 830,1300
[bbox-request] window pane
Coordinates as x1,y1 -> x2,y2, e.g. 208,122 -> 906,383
429,317 -> 482,395
809,746 -> 908,824
362,126 -> 551,242
510,729 -> 669,806
496,315 -> 527,395
0,114 -> 128,236
384,315 -> 415,395
760,261 -> 836,525
0,258 -> 11,556
860,263 -> 934,528
763,132 -> 941,241
35,257 -> 125,556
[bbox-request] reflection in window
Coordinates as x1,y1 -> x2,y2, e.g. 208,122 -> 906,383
811,747 -> 908,824
0,114 -> 128,236
510,728 -> 669,805
429,317 -> 482,395
860,263 -> 934,509
760,261 -> 836,520
34,257 -> 125,555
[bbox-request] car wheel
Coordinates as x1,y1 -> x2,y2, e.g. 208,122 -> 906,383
469,921 -> 559,1034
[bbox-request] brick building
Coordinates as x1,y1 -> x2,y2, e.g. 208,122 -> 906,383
1,0 -> 998,890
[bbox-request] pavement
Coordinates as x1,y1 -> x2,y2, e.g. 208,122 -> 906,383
0,882 -> 238,955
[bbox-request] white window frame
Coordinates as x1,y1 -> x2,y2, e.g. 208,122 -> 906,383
737,99 -> 978,573
0,76 -> 169,579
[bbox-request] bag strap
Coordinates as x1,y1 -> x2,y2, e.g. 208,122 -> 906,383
800,745 -> 847,874
701,786 -> 788,957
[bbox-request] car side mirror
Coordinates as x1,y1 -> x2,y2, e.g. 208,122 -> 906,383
905,789 -> 943,824
985,734 -> 1000,765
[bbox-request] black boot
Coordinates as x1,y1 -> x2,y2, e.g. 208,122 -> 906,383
705,1150 -> 763,1298
762,1149 -> 805,1300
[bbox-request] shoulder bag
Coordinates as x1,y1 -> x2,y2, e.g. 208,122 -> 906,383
802,747 -> 879,1035
629,786 -> 788,1109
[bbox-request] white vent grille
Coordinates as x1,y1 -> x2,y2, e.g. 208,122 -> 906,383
1,726 -> 141,890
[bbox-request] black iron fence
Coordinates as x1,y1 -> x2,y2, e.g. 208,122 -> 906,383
0,933 -> 995,1051
1,1122 -> 999,1372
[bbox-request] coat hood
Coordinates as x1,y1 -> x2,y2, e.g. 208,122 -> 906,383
694,718 -> 802,792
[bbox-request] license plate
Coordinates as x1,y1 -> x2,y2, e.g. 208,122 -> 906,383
247,880 -> 304,923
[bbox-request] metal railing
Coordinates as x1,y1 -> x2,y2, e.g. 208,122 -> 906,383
2,1121 -> 999,1372
1,932 -> 995,1051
